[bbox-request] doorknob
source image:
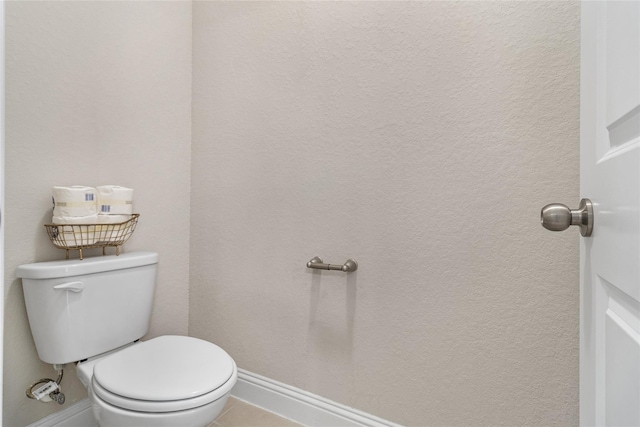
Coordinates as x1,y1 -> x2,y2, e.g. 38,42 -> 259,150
541,198 -> 593,237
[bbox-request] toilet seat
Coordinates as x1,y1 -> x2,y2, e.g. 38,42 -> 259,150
92,367 -> 237,413
91,336 -> 236,413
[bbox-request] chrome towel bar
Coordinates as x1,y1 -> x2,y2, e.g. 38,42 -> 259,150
306,256 -> 358,273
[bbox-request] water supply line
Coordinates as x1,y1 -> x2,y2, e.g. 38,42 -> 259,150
26,365 -> 66,404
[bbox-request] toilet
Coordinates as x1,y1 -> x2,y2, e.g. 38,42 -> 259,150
16,252 -> 237,427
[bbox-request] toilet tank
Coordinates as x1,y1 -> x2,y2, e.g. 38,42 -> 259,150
16,252 -> 158,365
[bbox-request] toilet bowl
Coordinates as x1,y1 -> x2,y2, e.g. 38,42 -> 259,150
77,335 -> 237,427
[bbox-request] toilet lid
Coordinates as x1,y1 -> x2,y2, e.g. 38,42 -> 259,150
93,335 -> 234,402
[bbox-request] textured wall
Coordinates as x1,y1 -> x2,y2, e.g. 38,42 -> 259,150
4,2 -> 192,425
191,2 -> 580,425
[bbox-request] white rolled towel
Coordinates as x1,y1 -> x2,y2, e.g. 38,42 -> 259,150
97,185 -> 134,215
52,186 -> 97,217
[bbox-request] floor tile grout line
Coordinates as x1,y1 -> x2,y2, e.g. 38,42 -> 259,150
215,398 -> 304,427
213,396 -> 240,425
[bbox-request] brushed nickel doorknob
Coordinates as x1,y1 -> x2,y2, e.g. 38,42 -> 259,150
541,198 -> 593,237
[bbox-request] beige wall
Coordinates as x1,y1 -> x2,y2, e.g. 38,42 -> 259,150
4,2 -> 192,425
190,2 -> 580,425
3,1 -> 580,426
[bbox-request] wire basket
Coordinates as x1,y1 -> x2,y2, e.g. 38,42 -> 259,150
44,214 -> 139,260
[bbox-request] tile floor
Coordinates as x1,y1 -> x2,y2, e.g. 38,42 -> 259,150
209,397 -> 303,427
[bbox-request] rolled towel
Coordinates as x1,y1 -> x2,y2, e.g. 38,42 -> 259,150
52,186 -> 97,217
97,185 -> 134,215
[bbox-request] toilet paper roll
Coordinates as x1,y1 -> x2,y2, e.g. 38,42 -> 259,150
51,215 -> 99,246
52,186 -> 97,217
50,223 -> 98,247
97,186 -> 134,215
95,214 -> 133,243
52,214 -> 99,224
97,214 -> 132,224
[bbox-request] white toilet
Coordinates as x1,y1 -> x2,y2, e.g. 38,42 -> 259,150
17,252 -> 237,427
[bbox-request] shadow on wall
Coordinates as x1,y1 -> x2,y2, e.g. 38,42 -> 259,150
307,270 -> 357,361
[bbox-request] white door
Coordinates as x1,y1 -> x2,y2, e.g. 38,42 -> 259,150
0,0 -> 5,422
581,1 -> 640,425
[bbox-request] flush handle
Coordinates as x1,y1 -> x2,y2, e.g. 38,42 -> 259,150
540,198 -> 593,237
53,281 -> 84,293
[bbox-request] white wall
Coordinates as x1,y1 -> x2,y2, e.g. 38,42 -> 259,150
190,2 -> 580,425
4,2 -> 192,425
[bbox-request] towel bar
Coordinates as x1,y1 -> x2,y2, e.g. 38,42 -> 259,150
306,256 -> 358,273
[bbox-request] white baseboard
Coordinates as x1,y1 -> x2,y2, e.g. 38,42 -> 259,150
27,369 -> 401,427
27,399 -> 98,427
232,369 -> 402,427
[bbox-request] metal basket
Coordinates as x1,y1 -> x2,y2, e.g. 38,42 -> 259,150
44,214 -> 139,260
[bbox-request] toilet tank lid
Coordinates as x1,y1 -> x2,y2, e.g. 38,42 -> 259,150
16,251 -> 158,279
